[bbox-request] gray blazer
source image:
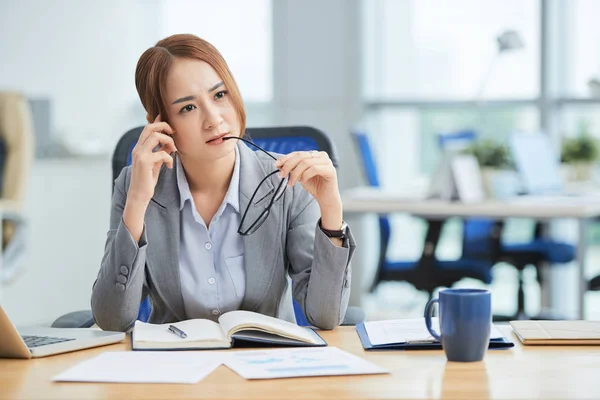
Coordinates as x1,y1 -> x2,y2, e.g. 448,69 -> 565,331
91,143 -> 356,332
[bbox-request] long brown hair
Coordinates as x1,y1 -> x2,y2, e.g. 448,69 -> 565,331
135,34 -> 246,134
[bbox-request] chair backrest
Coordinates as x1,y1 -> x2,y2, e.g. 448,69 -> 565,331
112,126 -> 143,183
245,126 -> 338,167
437,130 -> 476,153
352,131 -> 380,187
111,126 -> 338,183
351,131 -> 391,270
111,126 -> 334,325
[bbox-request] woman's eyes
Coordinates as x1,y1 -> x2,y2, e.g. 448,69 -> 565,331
214,90 -> 228,100
179,104 -> 196,114
178,91 -> 228,114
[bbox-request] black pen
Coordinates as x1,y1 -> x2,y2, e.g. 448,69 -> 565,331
168,324 -> 187,339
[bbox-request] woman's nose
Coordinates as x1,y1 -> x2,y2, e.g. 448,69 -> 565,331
203,103 -> 223,130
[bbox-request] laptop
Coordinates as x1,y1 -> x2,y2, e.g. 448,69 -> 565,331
509,132 -> 600,201
0,305 -> 125,359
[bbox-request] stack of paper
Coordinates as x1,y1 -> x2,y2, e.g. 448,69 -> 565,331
53,352 -> 224,384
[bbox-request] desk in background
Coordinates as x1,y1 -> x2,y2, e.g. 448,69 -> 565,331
342,188 -> 600,319
0,326 -> 598,399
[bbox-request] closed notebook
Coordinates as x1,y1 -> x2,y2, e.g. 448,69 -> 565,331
132,310 -> 326,350
356,318 -> 514,350
510,320 -> 600,345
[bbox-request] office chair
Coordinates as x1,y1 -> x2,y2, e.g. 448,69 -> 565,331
54,125 -> 363,328
351,131 -> 495,298
0,92 -> 34,284
353,129 -> 575,320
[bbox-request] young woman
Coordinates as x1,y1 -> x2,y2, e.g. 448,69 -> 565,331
91,34 -> 355,332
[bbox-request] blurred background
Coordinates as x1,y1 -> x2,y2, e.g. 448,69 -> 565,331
3,0 -> 600,326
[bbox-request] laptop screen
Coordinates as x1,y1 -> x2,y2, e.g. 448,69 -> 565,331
509,133 -> 563,195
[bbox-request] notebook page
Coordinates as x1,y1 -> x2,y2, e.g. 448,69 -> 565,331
218,310 -> 318,344
364,318 -> 503,346
134,319 -> 227,343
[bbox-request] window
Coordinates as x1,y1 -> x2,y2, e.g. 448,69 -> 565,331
364,106 -> 539,184
563,0 -> 600,98
363,0 -> 540,100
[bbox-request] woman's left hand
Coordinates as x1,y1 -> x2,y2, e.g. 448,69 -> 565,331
274,150 -> 342,209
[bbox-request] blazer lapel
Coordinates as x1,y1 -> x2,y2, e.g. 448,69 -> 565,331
237,143 -> 283,312
144,161 -> 186,321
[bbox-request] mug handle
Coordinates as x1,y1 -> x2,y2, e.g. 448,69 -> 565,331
424,298 -> 441,341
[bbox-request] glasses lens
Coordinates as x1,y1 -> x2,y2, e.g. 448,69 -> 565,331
273,177 -> 287,201
239,208 -> 270,235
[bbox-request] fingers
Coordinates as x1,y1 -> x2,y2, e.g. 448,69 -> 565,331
141,131 -> 178,154
138,114 -> 175,145
297,164 -> 329,185
275,151 -> 325,175
277,151 -> 333,187
150,150 -> 174,169
139,122 -> 175,144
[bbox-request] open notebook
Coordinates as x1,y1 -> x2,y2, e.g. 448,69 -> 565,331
510,320 -> 600,345
132,310 -> 326,350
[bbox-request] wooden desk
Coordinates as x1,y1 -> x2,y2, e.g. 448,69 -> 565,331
1,326 -> 599,399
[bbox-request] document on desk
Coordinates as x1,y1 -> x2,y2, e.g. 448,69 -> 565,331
364,318 -> 503,346
53,351 -> 224,384
224,347 -> 388,380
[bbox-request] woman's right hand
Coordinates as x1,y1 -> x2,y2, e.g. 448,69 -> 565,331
127,115 -> 178,206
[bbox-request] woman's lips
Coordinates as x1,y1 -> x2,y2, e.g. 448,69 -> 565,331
206,132 -> 230,145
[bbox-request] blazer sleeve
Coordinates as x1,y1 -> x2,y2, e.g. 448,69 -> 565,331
91,167 -> 150,332
285,186 -> 356,330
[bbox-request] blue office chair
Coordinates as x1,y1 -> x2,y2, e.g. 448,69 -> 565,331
352,130 -> 576,319
111,125 -> 363,326
351,131 -> 495,298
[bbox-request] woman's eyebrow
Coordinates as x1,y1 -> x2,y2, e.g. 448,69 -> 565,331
208,81 -> 224,92
171,95 -> 195,105
170,82 -> 224,105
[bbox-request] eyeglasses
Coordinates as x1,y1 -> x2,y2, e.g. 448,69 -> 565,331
223,136 -> 288,235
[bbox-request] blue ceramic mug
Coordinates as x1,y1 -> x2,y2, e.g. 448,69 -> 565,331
424,288 -> 491,362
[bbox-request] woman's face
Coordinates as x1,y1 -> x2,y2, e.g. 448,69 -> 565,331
164,58 -> 240,161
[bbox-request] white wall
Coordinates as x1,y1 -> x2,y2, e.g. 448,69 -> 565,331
272,0 -> 364,191
0,0 -> 161,153
0,0 -> 162,325
3,157 -> 111,326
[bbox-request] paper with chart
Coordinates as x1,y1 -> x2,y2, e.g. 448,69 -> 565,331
364,318 -> 503,346
53,351 -> 224,384
224,347 -> 388,379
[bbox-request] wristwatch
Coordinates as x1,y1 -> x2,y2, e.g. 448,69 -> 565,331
319,219 -> 348,240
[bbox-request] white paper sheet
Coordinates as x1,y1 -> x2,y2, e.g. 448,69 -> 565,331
53,351 -> 225,384
224,347 -> 388,380
364,318 -> 503,346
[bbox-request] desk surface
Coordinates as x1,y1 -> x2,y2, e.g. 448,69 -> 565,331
342,188 -> 600,219
1,326 -> 599,400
